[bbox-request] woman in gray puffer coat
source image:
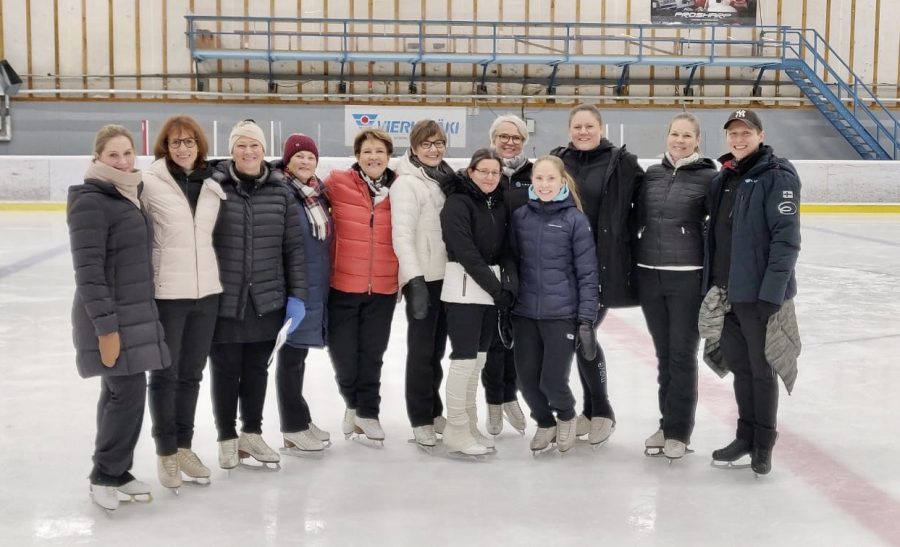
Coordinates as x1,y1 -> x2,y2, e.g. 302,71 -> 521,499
67,125 -> 171,512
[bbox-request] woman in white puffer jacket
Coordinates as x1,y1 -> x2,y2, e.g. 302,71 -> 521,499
390,119 -> 457,450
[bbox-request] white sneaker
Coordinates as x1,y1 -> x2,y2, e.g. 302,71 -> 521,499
644,429 -> 665,455
176,448 -> 211,480
433,416 -> 446,435
157,454 -> 182,489
342,408 -> 357,438
575,414 -> 591,437
557,418 -> 577,453
354,417 -> 385,441
117,478 -> 152,502
530,426 -> 557,452
218,438 -> 239,469
589,417 -> 615,445
308,422 -> 331,443
486,404 -> 503,435
663,438 -> 687,459
502,400 -> 527,432
413,425 -> 436,447
284,430 -> 325,452
238,432 -> 281,463
90,484 -> 119,511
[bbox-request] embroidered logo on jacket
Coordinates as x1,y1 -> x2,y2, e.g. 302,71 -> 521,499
778,201 -> 798,215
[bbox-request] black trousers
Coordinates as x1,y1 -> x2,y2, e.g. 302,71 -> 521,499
721,301 -> 779,449
209,340 -> 275,441
445,303 -> 497,359
90,373 -> 147,486
482,337 -> 518,405
575,307 -> 615,420
637,268 -> 702,443
404,280 -> 448,427
327,289 -> 397,419
277,345 -> 317,433
512,317 -> 577,428
148,295 -> 219,455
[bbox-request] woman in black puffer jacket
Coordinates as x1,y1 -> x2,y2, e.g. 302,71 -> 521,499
208,120 -> 307,470
68,125 -> 171,511
636,112 -> 717,460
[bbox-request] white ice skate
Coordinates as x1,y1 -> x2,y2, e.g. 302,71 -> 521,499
589,417 -> 615,447
238,432 -> 281,468
218,438 -> 239,470
486,404 -> 503,436
410,425 -> 437,453
157,454 -> 182,493
575,414 -> 590,438
502,400 -> 527,434
442,358 -> 488,458
90,484 -> 119,513
644,428 -> 665,456
433,416 -> 446,435
530,426 -> 557,455
308,422 -> 331,446
557,418 -> 577,453
352,416 -> 386,446
282,429 -> 326,456
342,408 -> 357,439
117,477 -> 153,502
468,354 -> 495,450
663,439 -> 693,462
176,448 -> 211,485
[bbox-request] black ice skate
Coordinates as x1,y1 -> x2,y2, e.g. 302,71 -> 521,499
751,446 -> 773,477
710,438 -> 752,469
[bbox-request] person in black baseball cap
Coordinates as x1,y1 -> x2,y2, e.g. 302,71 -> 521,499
702,107 -> 802,477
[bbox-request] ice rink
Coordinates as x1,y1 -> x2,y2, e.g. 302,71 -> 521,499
1,210 -> 899,546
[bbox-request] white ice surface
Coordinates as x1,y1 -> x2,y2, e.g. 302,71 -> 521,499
0,212 -> 898,546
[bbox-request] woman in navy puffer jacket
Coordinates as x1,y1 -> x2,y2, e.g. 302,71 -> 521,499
510,156 -> 599,454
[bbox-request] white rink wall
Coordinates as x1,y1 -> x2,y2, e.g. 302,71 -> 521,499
0,156 -> 898,203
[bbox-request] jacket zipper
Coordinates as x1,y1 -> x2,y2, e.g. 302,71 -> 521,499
368,207 -> 375,295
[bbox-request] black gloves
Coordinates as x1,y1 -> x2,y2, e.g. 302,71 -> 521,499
758,300 -> 781,320
405,276 -> 430,320
575,319 -> 598,362
494,289 -> 516,310
497,308 -> 514,350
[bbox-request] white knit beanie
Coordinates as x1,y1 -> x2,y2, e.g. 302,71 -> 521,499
229,119 -> 266,154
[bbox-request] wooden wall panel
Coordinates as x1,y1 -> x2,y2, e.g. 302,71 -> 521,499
56,0 -> 83,92
877,0 -> 899,98
165,0 -> 194,92
852,0 -> 877,85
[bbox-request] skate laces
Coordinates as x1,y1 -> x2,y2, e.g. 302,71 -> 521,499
179,449 -> 204,468
161,455 -> 179,474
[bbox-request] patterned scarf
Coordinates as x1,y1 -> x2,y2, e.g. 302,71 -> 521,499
498,150 -> 528,179
355,164 -> 391,206
408,152 -> 458,195
665,151 -> 702,171
288,173 -> 332,241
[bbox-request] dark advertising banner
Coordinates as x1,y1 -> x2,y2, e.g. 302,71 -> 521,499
650,0 -> 757,26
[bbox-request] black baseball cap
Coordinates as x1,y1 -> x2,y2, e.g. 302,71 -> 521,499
723,108 -> 763,131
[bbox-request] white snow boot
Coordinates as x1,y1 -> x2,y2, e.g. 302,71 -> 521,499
589,417 -> 615,446
238,432 -> 281,466
502,400 -> 527,433
283,429 -> 325,452
157,454 -> 182,490
645,428 -> 665,456
176,448 -> 211,484
557,417 -> 577,453
218,438 -> 239,469
486,404 -> 503,435
90,484 -> 119,512
442,358 -> 488,456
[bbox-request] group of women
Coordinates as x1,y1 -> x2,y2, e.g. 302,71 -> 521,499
68,105 -> 717,511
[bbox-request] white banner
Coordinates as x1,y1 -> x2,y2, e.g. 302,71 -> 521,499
344,106 -> 467,148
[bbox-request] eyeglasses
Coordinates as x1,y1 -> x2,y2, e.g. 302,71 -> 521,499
419,140 -> 446,150
168,138 -> 197,149
496,133 -> 524,144
474,168 -> 501,178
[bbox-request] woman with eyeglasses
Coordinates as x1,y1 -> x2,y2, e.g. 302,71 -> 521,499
390,120 -> 456,450
551,104 -> 645,447
141,115 -> 224,489
481,115 -> 531,437
439,148 -> 514,456
208,120 -> 307,469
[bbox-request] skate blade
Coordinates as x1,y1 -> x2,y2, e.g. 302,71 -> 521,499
181,476 -> 211,486
644,447 -> 665,456
664,448 -> 695,463
406,438 -> 436,452
349,433 -> 384,447
710,459 -> 751,470
279,446 -> 326,459
120,493 -> 153,503
238,458 -> 281,471
444,448 -> 490,460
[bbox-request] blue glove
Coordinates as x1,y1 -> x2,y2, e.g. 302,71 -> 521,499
285,297 -> 306,334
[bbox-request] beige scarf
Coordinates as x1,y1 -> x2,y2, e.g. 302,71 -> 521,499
84,160 -> 143,208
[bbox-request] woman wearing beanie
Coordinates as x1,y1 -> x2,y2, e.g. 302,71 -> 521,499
389,119 -> 455,450
273,133 -> 333,453
208,120 -> 308,469
482,115 -> 530,437
67,125 -> 170,511
325,127 -> 399,445
141,115 -> 223,490
637,113 -> 716,460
